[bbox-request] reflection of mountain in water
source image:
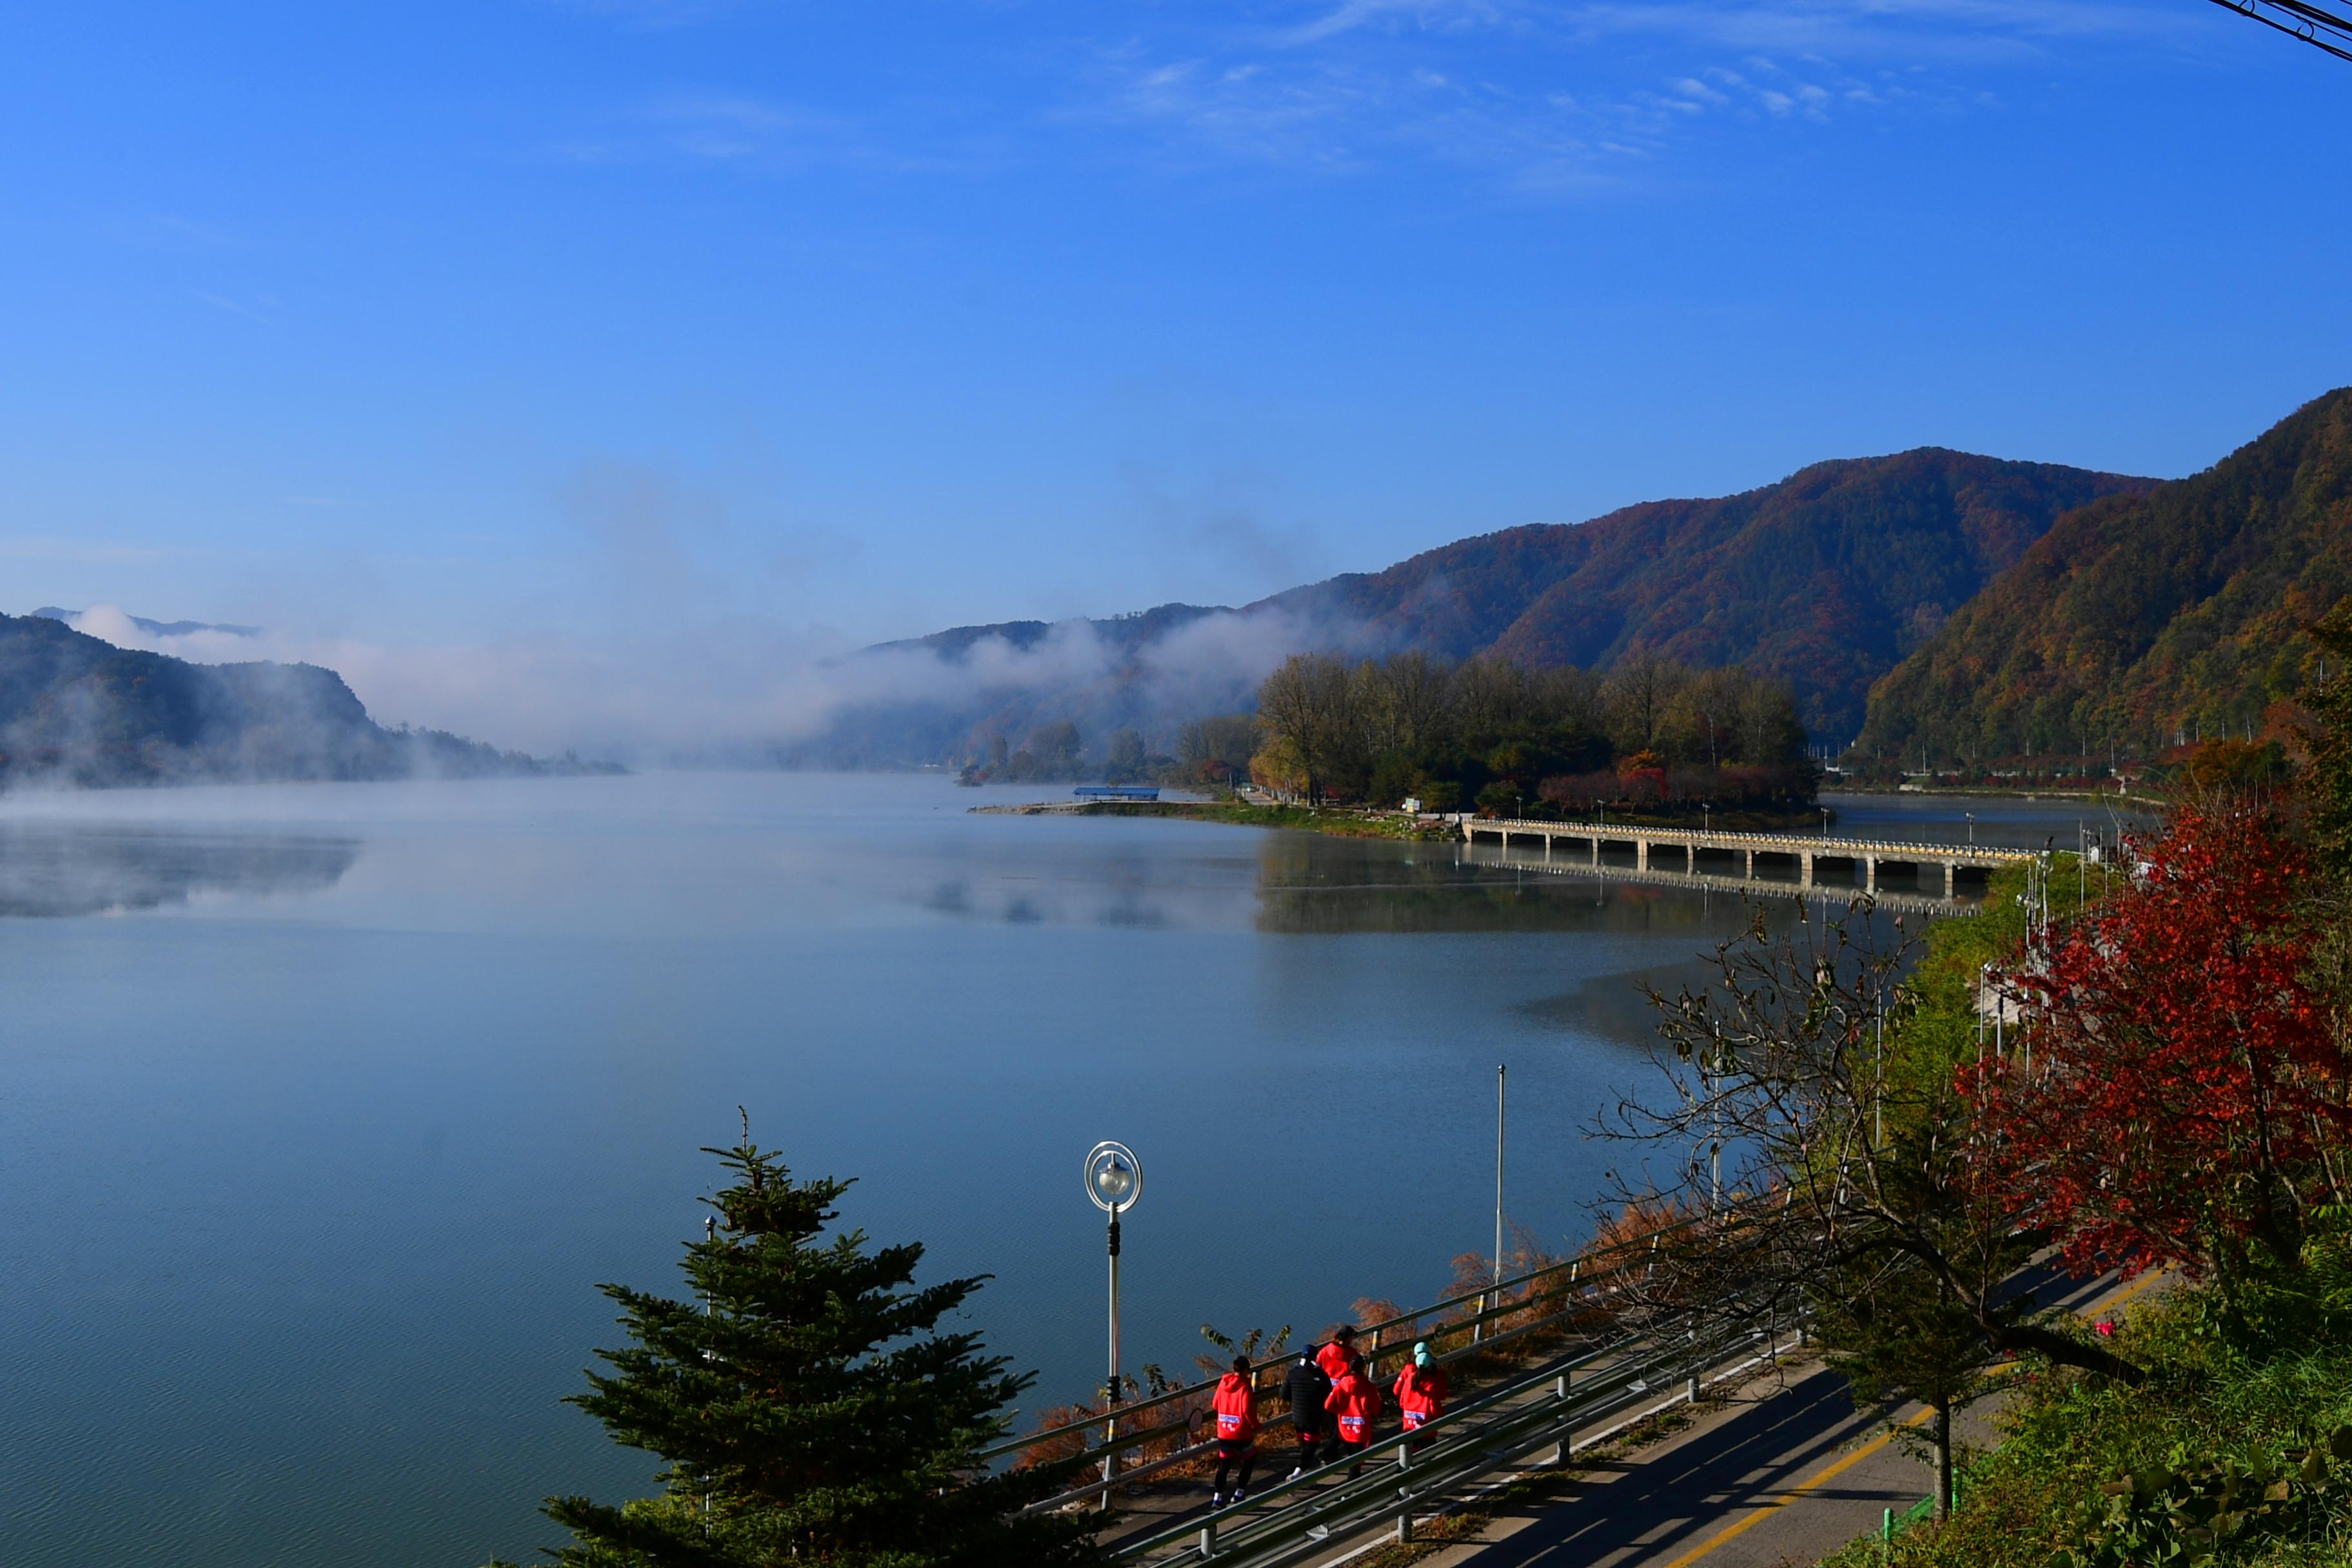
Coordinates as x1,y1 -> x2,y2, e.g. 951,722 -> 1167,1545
0,827 -> 362,917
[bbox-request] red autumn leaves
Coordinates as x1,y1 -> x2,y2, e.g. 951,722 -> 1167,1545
1962,804 -> 2351,1285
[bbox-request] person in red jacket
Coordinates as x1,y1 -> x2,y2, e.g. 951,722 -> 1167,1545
1392,1341 -> 1447,1452
1208,1355 -> 1259,1507
1322,1358 -> 1381,1477
1313,1324 -> 1359,1384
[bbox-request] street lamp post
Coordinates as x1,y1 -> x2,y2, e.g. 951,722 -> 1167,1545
1084,1141 -> 1142,1509
1965,812 -> 1975,847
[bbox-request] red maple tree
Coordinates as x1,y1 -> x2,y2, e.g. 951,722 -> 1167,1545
1963,801 -> 2349,1291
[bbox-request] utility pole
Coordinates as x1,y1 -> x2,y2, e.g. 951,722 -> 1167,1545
1493,1064 -> 1507,1331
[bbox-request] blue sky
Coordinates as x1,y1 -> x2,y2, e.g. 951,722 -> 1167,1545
3,1 -> 2347,744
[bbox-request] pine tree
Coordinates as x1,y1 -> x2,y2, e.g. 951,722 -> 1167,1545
511,1126 -> 1101,1567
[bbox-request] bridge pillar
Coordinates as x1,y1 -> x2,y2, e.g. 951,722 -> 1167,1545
1799,852 -> 1814,888
1743,850 -> 1754,879
1636,839 -> 1649,872
1866,857 -> 1878,895
1590,836 -> 1600,867
1943,863 -> 1956,898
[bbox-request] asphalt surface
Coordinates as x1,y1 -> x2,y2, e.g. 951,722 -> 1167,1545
1415,1268 -> 2150,1568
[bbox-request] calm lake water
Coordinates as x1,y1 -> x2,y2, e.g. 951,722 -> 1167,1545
0,774 -> 2130,1567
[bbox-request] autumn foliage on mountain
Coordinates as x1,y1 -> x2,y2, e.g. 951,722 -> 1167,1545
823,450 -> 2145,767
1266,449 -> 2145,743
1857,387 -> 2352,766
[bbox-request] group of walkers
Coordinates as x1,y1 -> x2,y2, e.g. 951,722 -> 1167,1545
1205,1323 -> 1451,1509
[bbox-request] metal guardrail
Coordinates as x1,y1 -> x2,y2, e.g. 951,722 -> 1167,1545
1464,818 -> 2039,865
1112,1302 -> 1799,1565
981,1217 -> 1705,1475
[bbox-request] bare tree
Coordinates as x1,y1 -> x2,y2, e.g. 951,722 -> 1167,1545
1602,900 -> 2142,1518
1602,652 -> 1691,756
1660,667 -> 1749,768
1363,651 -> 1457,753
1255,653 -> 1360,803
1455,657 -> 1535,738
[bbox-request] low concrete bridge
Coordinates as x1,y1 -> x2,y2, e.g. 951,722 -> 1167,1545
1458,843 -> 1968,914
1459,818 -> 2036,898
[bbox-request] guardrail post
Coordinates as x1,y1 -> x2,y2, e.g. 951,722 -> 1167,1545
1199,1520 -> 1215,1557
1687,1374 -> 1700,1404
1395,1511 -> 1413,1544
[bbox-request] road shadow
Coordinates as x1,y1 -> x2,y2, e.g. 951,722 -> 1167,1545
1466,1369 -> 1903,1567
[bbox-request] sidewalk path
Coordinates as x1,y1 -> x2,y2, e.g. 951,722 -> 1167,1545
1413,1268 -> 2157,1568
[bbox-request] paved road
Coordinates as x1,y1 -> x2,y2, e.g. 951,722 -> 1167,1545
1415,1268 -> 2155,1568
1415,1364 -> 1977,1568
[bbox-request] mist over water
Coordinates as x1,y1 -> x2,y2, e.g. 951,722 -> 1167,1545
0,775 -> 2104,1567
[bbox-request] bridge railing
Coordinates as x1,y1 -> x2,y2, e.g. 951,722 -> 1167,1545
975,1212 -> 1710,1477
1463,818 -> 2039,862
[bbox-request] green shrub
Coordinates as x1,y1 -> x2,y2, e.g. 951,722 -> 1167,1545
1818,1279 -> 2352,1568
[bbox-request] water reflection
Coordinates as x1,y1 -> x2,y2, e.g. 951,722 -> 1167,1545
1251,836 -> 1769,934
1454,841 -> 1976,916
915,826 -> 1968,935
0,826 -> 361,917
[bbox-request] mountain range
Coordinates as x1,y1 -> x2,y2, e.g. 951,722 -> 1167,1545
17,389 -> 2350,786
0,611 -> 608,787
32,606 -> 260,639
1856,387 -> 2352,765
805,449 -> 2152,765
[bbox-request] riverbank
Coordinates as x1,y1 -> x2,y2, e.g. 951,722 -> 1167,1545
1841,782 -> 2166,808
971,799 -> 1830,839
969,799 -> 1456,839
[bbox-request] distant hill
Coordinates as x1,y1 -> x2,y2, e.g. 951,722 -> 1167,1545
32,605 -> 260,638
800,449 -> 2149,765
0,612 -> 612,788
1856,388 -> 2352,765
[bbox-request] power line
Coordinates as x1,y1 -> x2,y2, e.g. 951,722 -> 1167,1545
2208,0 -> 2352,62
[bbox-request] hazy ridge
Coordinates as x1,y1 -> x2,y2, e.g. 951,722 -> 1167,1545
805,448 -> 2150,765
0,611 -> 612,789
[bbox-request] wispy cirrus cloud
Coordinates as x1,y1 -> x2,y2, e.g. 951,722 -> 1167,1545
548,88 -> 1011,177
1073,0 -> 2168,190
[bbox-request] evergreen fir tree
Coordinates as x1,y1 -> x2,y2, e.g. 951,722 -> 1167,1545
509,1124 -> 1101,1567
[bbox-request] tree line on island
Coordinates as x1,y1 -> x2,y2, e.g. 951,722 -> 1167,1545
962,650 -> 1819,825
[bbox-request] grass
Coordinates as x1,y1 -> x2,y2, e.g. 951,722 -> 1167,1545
1814,1283 -> 2352,1568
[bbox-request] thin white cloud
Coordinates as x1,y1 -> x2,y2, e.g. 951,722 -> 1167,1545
1073,0 -> 2174,190
1279,0 -> 1511,46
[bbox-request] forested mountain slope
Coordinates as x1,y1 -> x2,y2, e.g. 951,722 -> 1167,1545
0,611 -> 587,787
1260,449 -> 2146,740
813,450 -> 2146,765
1856,388 -> 2352,765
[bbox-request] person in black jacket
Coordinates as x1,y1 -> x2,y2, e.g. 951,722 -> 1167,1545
1282,1348 -> 1335,1478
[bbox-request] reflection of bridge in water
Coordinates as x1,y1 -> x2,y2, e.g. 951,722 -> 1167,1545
1460,818 -> 2037,909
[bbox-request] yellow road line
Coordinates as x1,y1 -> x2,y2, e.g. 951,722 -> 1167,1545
1651,1269 -> 2167,1568
1652,1406 -> 1936,1568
